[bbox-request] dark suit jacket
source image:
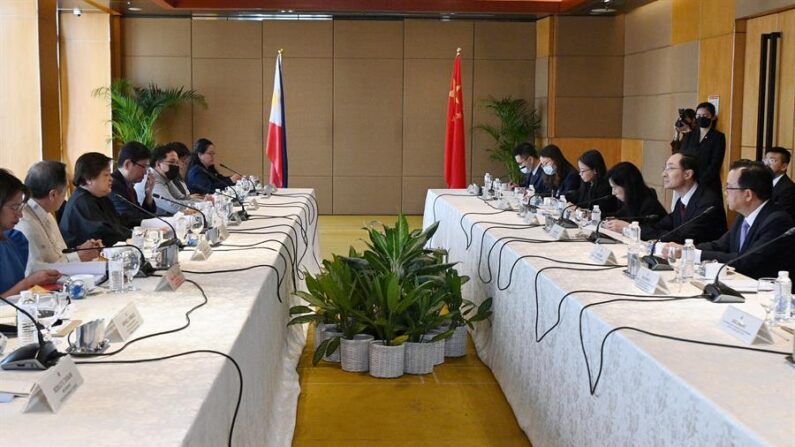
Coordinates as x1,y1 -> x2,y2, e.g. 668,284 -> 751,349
60,187 -> 131,247
697,202 -> 795,280
645,185 -> 728,243
613,188 -> 667,240
772,173 -> 795,221
110,169 -> 157,228
542,165 -> 581,199
520,166 -> 545,193
186,164 -> 234,195
574,178 -> 620,214
680,128 -> 726,199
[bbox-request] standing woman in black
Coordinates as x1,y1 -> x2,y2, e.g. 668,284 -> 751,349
603,162 -> 667,239
680,102 -> 725,200
574,149 -> 620,214
538,144 -> 580,199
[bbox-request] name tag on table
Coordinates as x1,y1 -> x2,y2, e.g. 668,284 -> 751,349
155,263 -> 186,292
633,267 -> 669,294
548,224 -> 569,241
249,198 -> 259,210
106,302 -> 143,342
218,222 -> 230,241
720,305 -> 773,345
24,356 -> 83,413
589,245 -> 617,265
228,212 -> 242,226
191,238 -> 213,261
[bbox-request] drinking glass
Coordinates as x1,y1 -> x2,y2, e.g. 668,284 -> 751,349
757,278 -> 777,326
36,292 -> 69,340
144,229 -> 162,259
122,248 -> 142,291
667,246 -> 683,284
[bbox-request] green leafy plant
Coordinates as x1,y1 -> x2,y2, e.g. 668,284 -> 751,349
93,79 -> 207,148
477,97 -> 541,184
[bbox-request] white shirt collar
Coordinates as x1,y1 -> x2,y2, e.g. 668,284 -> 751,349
773,174 -> 784,187
531,162 -> 540,176
679,183 -> 698,207
27,199 -> 51,223
744,200 -> 769,228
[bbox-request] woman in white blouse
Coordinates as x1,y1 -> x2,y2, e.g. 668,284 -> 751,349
15,161 -> 102,274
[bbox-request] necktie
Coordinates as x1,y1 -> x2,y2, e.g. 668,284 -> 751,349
678,200 -> 686,220
739,220 -> 751,251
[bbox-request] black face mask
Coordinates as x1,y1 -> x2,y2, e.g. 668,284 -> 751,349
697,116 -> 712,129
165,164 -> 180,180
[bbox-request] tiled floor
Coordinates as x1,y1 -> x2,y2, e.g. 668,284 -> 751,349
291,215 -> 532,446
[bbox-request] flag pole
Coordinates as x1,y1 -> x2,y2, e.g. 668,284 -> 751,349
456,47 -> 461,55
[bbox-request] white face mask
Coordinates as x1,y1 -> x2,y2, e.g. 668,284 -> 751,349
520,166 -> 530,174
542,165 -> 556,176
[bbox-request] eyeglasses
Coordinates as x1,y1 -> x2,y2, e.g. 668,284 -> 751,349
578,168 -> 592,174
662,166 -> 682,173
134,162 -> 150,170
3,202 -> 26,213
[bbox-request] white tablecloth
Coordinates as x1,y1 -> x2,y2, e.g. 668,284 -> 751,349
423,189 -> 794,447
0,188 -> 320,447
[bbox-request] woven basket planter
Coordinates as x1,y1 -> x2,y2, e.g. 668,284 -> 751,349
313,323 -> 336,352
341,334 -> 374,372
404,341 -> 435,375
322,327 -> 343,363
369,341 -> 405,378
444,325 -> 468,358
421,333 -> 446,366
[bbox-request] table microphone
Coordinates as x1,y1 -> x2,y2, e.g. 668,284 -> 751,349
113,193 -> 178,242
0,295 -> 64,370
587,215 -> 658,245
642,206 -> 717,271
558,193 -> 613,229
215,190 -> 250,221
703,226 -> 795,303
152,193 -> 207,230
64,244 -> 156,276
219,163 -> 244,177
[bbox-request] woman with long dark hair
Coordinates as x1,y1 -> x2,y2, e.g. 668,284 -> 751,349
185,138 -> 241,194
538,144 -> 580,199
574,149 -> 620,214
603,162 -> 666,238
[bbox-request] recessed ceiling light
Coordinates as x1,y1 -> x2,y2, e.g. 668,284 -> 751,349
591,7 -> 616,14
128,7 -> 142,11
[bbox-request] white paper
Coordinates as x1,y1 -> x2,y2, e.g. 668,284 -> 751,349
717,279 -> 758,293
30,261 -> 106,276
0,379 -> 36,396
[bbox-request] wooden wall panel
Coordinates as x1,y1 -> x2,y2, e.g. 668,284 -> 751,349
546,137 -> 622,169
59,12 -> 112,170
192,20 -> 261,59
555,56 -> 624,97
404,20 -> 473,59
0,0 -> 42,176
740,14 -> 778,148
123,18 -> 190,56
672,0 -> 700,44
262,20 -> 332,58
777,9 -> 795,153
555,16 -> 624,56
474,21 -> 535,60
333,20 -> 403,59
334,176 -> 402,214
624,0 -> 672,54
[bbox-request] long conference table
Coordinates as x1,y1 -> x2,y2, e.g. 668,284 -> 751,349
423,189 -> 794,447
1,189 -> 320,446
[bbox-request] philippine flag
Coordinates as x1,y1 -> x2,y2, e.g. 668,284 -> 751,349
266,51 -> 288,187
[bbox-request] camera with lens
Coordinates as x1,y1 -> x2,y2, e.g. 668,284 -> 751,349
675,108 -> 686,128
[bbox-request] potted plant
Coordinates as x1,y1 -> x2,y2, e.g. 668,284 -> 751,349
93,79 -> 207,149
477,97 -> 541,184
402,279 -> 451,374
441,268 -> 493,357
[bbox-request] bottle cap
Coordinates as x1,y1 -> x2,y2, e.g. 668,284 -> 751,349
685,238 -> 694,245
779,271 -> 789,278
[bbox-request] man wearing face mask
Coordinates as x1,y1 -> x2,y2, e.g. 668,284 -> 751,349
510,143 -> 544,193
679,102 -> 726,200
141,144 -> 194,215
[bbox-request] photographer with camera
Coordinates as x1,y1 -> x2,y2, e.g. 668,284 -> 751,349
670,108 -> 696,153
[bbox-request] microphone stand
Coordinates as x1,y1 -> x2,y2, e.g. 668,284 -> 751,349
642,206 -> 717,271
703,227 -> 795,303
215,190 -> 250,221
152,193 -> 207,230
0,296 -> 64,370
65,244 -> 156,277
587,218 -> 622,245
558,193 -> 614,229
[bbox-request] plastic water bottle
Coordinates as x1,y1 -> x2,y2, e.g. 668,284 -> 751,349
591,205 -> 601,226
773,271 -> 792,323
680,239 -> 695,280
16,291 -> 38,346
108,258 -> 125,293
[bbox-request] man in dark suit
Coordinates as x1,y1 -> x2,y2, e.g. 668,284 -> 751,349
511,143 -> 545,194
110,141 -> 157,228
664,160 -> 794,280
764,146 -> 795,221
645,153 -> 727,243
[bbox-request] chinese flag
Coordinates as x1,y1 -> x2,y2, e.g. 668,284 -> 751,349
444,50 -> 466,188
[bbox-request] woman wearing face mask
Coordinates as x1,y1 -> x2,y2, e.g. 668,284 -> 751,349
141,144 -> 193,215
679,102 -> 725,200
59,152 -> 132,247
0,169 -> 61,297
538,144 -> 580,199
602,162 -> 666,238
573,149 -> 620,214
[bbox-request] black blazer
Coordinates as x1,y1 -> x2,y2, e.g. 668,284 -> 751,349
772,174 -> 795,221
110,169 -> 157,228
542,165 -> 581,199
613,188 -> 667,240
520,166 -> 545,193
60,187 -> 132,247
574,178 -> 620,214
645,185 -> 727,243
697,202 -> 795,280
680,128 -> 726,199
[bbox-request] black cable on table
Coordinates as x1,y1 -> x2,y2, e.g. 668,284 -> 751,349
478,235 -> 585,284
270,192 -> 322,270
189,231 -> 297,281
76,348 -> 243,447
240,216 -> 307,245
496,254 -> 621,291
431,192 -> 473,223
182,265 -> 285,302
227,228 -> 301,276
458,210 -> 510,247
209,246 -> 293,288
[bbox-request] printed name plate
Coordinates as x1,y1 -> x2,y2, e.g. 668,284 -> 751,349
549,224 -> 567,241
589,245 -> 617,265
106,302 -> 143,342
720,305 -> 773,345
155,263 -> 186,292
633,267 -> 669,295
191,238 -> 213,261
25,356 -> 83,413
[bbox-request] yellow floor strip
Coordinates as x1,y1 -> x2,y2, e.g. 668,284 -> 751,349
292,215 -> 532,446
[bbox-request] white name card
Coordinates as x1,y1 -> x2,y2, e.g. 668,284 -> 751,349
720,305 -> 773,345
191,238 -> 213,261
155,263 -> 186,292
589,245 -> 617,265
228,212 -> 242,226
25,356 -> 83,413
106,302 -> 143,342
633,266 -> 669,295
549,224 -> 567,241
249,198 -> 259,210
218,222 -> 230,241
